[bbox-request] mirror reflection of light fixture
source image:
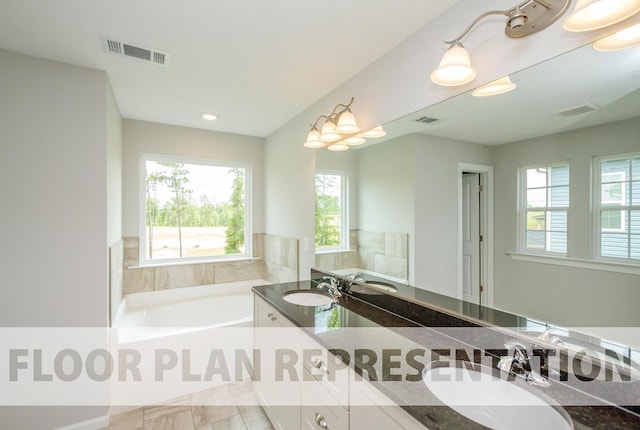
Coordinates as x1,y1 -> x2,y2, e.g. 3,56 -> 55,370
593,22 -> 640,50
361,126 -> 387,138
471,76 -> 517,97
431,0 -> 571,87
304,97 -> 386,151
563,0 -> 640,32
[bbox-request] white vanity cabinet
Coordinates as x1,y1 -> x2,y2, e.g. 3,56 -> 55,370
253,293 -> 429,430
350,378 -> 428,430
300,333 -> 350,430
253,295 -> 301,430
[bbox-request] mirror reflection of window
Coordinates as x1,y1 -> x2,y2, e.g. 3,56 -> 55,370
596,154 -> 640,260
315,171 -> 348,252
522,164 -> 569,254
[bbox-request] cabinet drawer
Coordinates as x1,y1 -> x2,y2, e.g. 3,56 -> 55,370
302,368 -> 349,430
301,333 -> 350,408
254,295 -> 295,328
351,379 -> 427,429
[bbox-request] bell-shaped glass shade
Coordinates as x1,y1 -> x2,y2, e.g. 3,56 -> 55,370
593,22 -> 640,50
344,135 -> 366,146
320,119 -> 341,142
563,0 -> 640,32
335,110 -> 360,133
327,142 -> 349,151
361,126 -> 386,138
471,76 -> 517,97
303,127 -> 326,148
430,43 -> 476,86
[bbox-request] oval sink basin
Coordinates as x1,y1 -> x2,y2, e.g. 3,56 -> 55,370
423,361 -> 573,430
349,281 -> 398,295
282,290 -> 334,306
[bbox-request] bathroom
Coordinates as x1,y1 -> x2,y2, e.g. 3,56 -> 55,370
2,0 -> 640,429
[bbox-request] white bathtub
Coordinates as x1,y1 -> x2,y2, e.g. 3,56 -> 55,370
114,279 -> 270,343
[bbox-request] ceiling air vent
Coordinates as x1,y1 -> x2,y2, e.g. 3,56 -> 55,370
102,36 -> 169,66
552,103 -> 598,117
414,116 -> 441,124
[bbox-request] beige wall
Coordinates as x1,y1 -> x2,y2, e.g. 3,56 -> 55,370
0,48 -> 115,428
492,117 -> 640,326
414,135 -> 493,297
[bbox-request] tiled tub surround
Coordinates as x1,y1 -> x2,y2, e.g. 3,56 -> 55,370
315,230 -> 409,281
252,280 -> 640,429
122,234 -> 298,295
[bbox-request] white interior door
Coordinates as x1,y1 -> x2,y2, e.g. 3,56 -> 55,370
462,173 -> 481,304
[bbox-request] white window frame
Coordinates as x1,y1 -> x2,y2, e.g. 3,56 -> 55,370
518,161 -> 570,256
138,153 -> 252,265
593,152 -> 640,263
315,169 -> 349,253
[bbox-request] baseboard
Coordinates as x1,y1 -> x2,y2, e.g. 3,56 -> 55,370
54,413 -> 109,430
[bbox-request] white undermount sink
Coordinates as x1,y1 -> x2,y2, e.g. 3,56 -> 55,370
281,290 -> 335,306
423,361 -> 573,430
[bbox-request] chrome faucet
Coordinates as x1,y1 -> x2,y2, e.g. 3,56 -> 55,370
537,328 -> 565,346
498,340 -> 550,387
317,276 -> 342,299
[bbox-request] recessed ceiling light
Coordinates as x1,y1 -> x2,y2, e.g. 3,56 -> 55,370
201,113 -> 218,121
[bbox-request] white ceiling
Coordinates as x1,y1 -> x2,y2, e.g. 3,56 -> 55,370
0,0 -> 460,137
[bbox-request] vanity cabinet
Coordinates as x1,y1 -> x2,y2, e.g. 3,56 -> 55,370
253,293 -> 428,430
253,296 -> 300,430
301,367 -> 349,430
300,333 -> 350,430
351,379 -> 428,429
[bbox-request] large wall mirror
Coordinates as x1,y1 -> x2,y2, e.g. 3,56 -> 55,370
315,42 -> 640,351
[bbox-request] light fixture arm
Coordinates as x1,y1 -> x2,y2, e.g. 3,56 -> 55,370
327,96 -> 355,118
443,0 -> 552,44
310,114 -> 330,129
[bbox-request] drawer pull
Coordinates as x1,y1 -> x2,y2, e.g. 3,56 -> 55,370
315,412 -> 328,429
267,312 -> 277,321
311,359 -> 329,375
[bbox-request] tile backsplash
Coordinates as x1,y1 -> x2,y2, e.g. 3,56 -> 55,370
121,234 -> 298,296
315,230 -> 408,281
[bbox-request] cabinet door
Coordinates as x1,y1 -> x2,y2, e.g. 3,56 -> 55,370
350,379 -> 428,430
253,295 -> 301,430
301,368 -> 349,430
301,332 -> 350,408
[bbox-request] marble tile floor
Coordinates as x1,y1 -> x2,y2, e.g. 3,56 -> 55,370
100,380 -> 273,430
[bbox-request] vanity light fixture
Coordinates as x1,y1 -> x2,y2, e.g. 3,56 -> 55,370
593,22 -> 640,50
303,97 -> 386,151
471,76 -> 517,97
431,0 -> 571,87
361,126 -> 387,138
563,0 -> 640,32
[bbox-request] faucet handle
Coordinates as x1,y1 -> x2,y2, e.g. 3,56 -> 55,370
505,340 -> 529,356
322,276 -> 338,287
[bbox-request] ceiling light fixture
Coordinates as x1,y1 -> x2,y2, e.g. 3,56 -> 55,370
304,97 -> 386,151
471,76 -> 518,97
431,0 -> 571,87
563,0 -> 640,32
201,113 -> 218,121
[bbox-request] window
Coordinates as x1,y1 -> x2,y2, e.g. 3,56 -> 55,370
315,171 -> 348,252
520,164 -> 569,254
141,155 -> 250,262
595,154 -> 640,261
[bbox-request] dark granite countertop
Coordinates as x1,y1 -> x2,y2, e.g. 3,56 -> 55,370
252,280 -> 640,430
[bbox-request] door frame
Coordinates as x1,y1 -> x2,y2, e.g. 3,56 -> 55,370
457,163 -> 494,307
